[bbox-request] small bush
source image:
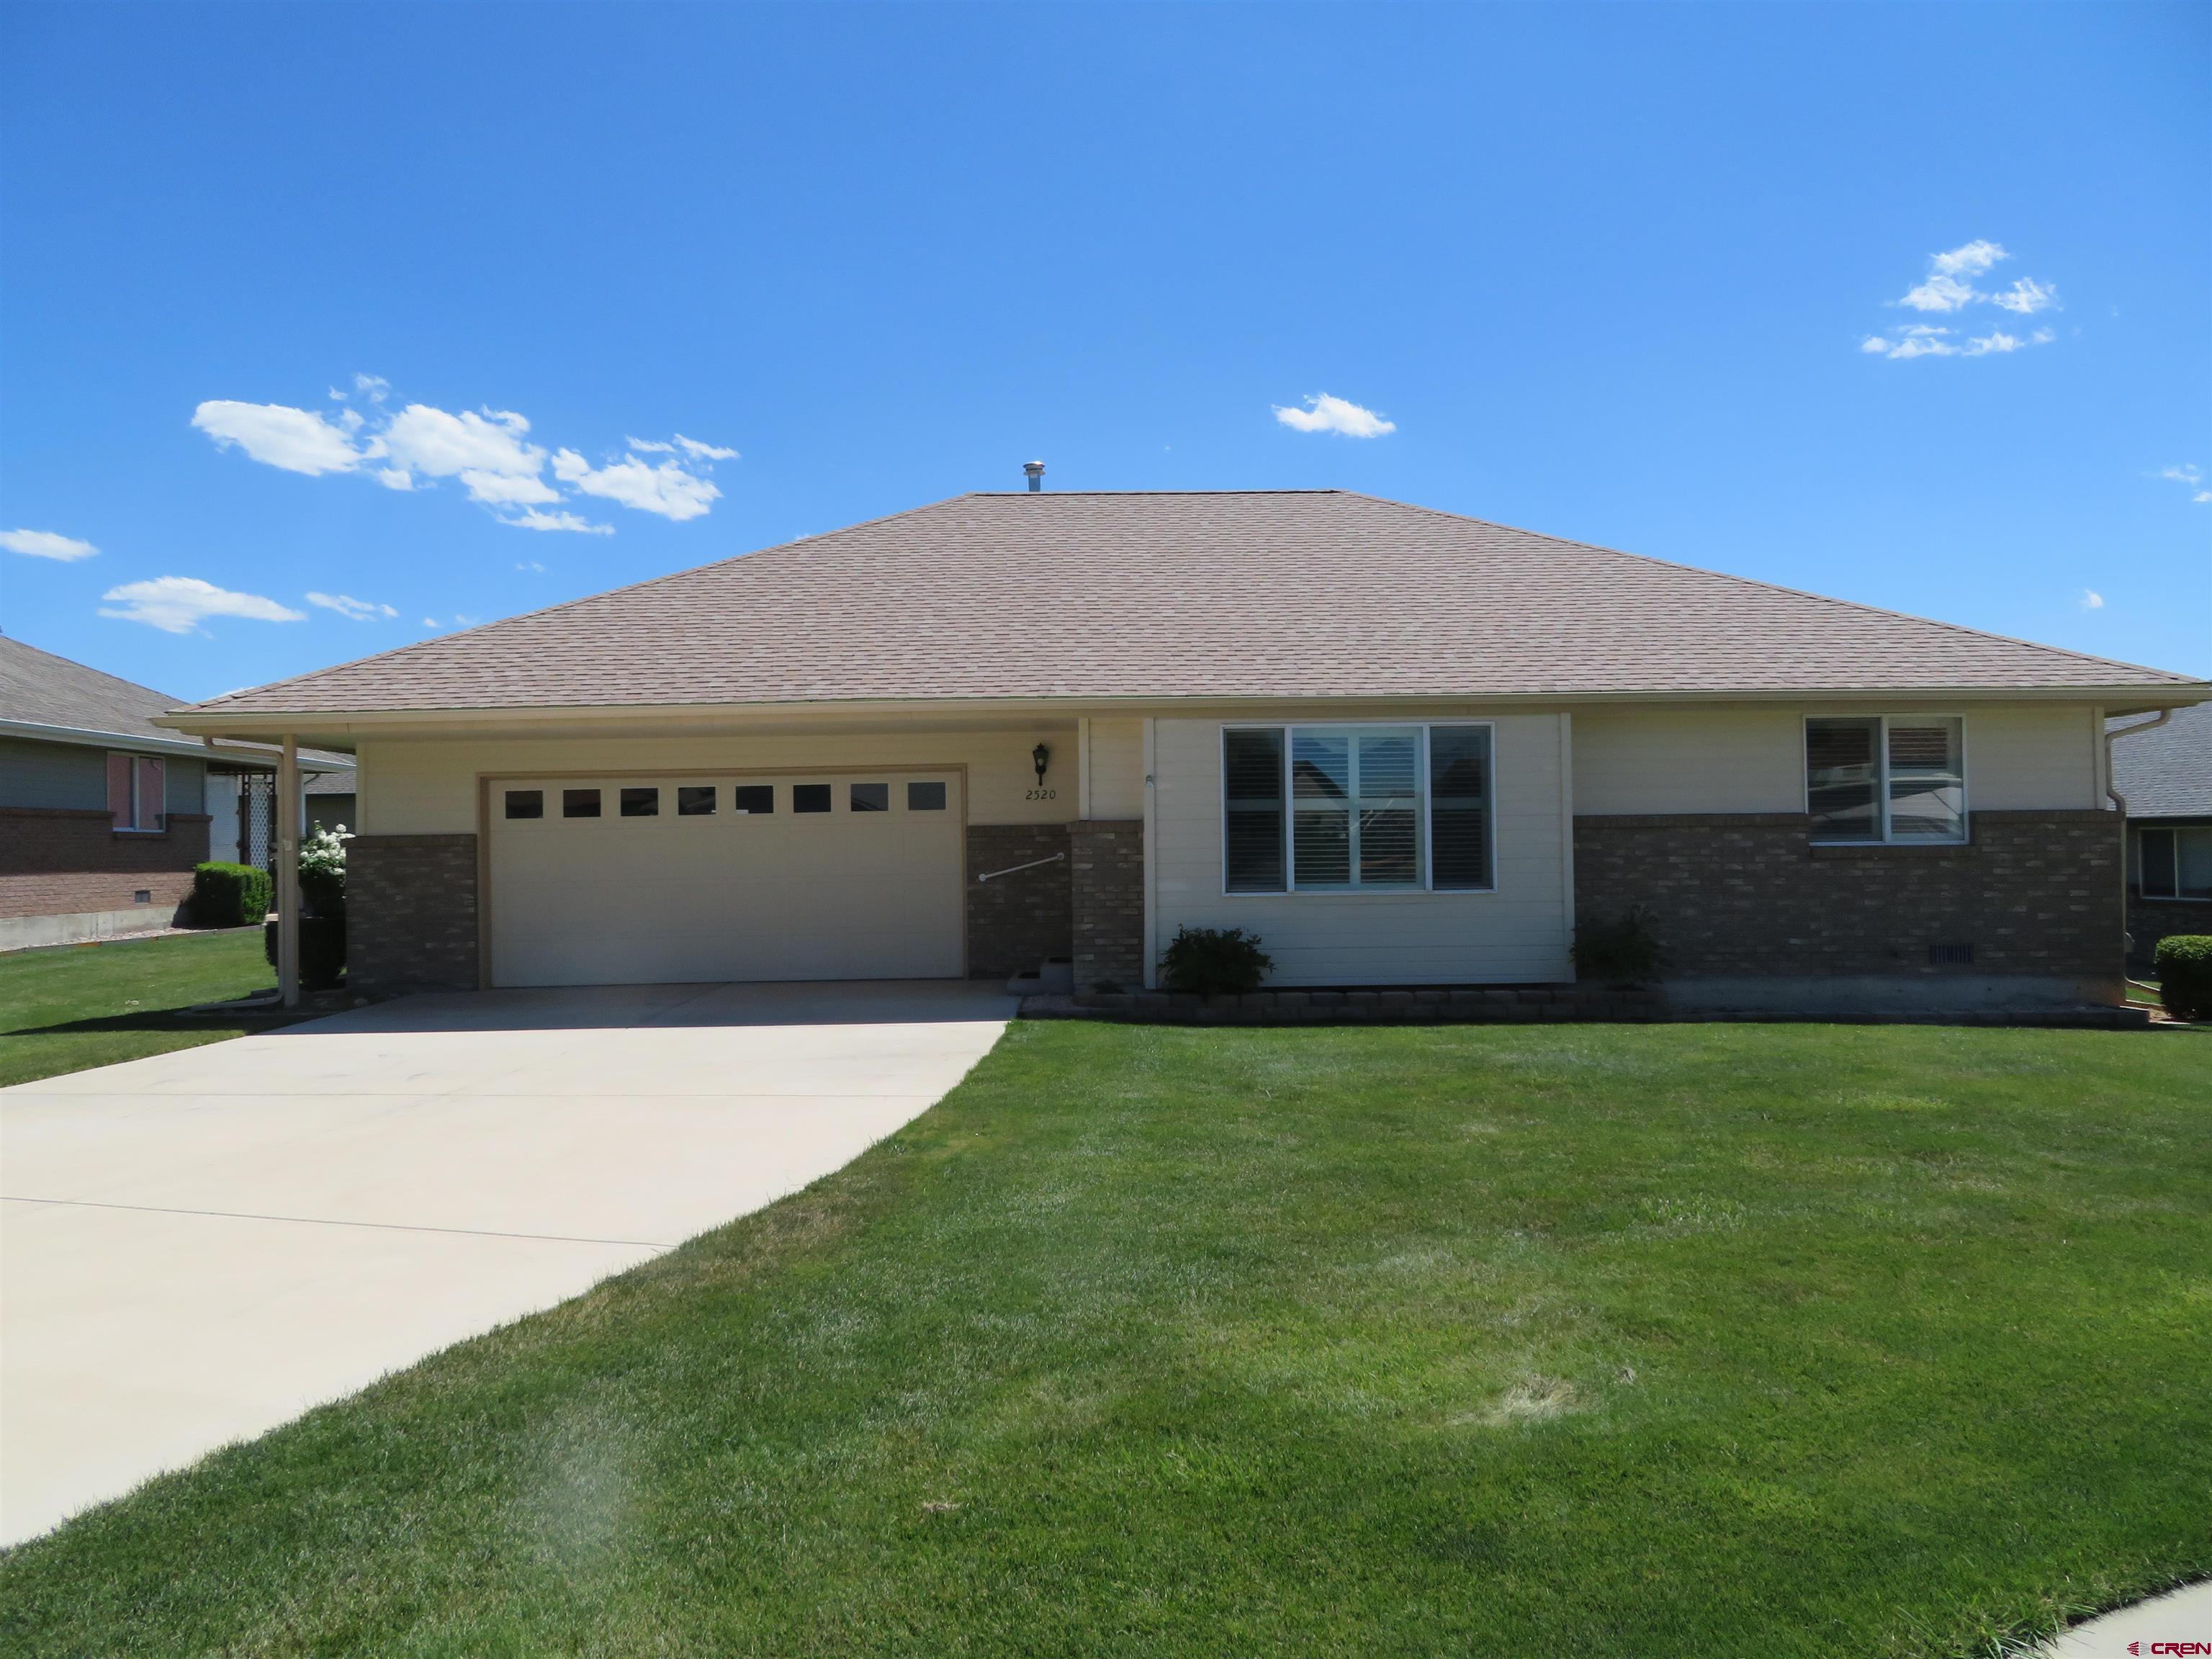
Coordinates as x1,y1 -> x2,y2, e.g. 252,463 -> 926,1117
265,914 -> 347,992
1573,907 -> 1665,986
192,862 -> 271,928
1159,926 -> 1273,996
2154,935 -> 2212,1021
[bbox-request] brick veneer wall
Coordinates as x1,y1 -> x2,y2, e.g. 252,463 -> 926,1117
0,806 -> 211,920
1069,819 -> 1144,990
2128,895 -> 2212,972
349,833 -> 479,994
1573,810 -> 2122,979
966,823 -> 1071,980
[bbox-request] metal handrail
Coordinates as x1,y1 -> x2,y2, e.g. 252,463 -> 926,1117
976,852 -> 1066,884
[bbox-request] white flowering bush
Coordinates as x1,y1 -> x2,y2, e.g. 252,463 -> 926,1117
299,824 -> 353,884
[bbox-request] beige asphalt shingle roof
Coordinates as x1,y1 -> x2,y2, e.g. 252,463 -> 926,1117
182,491 -> 2201,716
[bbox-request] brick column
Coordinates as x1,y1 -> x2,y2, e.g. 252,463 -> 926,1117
965,824 -> 1071,980
348,833 -> 478,994
1070,819 -> 1144,992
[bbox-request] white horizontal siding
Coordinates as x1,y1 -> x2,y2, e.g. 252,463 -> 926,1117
1573,702 -> 2102,815
1087,719 -> 1145,819
359,728 -> 1074,835
1965,705 -> 2098,809
1151,715 -> 1572,986
1573,707 -> 1802,812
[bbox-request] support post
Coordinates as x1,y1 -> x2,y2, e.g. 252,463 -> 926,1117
277,734 -> 301,1009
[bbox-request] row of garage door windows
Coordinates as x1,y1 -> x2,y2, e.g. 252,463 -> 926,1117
504,781 -> 950,820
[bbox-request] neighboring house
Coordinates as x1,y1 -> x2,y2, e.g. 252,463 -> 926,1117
161,490 -> 2208,1013
1,638 -> 353,948
2111,700 -> 2212,971
306,770 -> 356,836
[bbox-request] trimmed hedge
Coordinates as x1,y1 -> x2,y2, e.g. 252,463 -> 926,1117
192,862 -> 271,928
2153,935 -> 2212,1022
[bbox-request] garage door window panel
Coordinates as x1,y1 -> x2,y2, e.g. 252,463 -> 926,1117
850,783 -> 889,812
563,788 -> 602,819
505,789 -> 544,820
732,785 -> 774,814
793,784 -> 832,814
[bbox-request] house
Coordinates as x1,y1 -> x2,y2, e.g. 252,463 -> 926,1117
159,489 -> 2208,1013
1,638 -> 353,948
2111,700 -> 2212,971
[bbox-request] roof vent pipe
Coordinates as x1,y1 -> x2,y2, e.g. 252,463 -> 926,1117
1022,460 -> 1045,492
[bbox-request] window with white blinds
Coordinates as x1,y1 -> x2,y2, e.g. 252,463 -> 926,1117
1222,724 -> 1494,894
1804,716 -> 1966,843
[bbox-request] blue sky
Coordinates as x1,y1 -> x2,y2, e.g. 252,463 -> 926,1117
1,2 -> 2206,702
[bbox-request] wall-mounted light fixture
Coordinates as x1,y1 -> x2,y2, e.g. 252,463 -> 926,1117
1033,743 -> 1051,786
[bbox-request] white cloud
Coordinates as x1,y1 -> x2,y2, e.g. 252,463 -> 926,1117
2080,590 -> 2104,610
1899,271 -> 1984,314
305,591 -> 399,621
99,576 -> 307,634
377,404 -> 549,503
1272,393 -> 1396,438
198,377 -> 737,528
516,559 -> 547,572
2156,464 -> 2212,504
1992,276 -> 2057,315
500,506 -> 613,534
1930,239 -> 2007,278
1868,242 -> 2062,359
551,449 -> 721,521
192,400 -> 364,475
457,467 -> 560,506
1,527 -> 99,561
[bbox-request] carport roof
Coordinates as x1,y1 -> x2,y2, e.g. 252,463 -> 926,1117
173,490 -> 2203,718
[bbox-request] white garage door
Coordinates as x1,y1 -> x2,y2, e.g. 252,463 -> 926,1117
487,772 -> 965,986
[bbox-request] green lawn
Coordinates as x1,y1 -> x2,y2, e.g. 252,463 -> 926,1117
0,929 -> 277,1089
3,1021 -> 2208,1657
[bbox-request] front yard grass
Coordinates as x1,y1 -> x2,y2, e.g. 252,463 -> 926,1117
0,929 -> 276,1089
3,1020 -> 2208,1656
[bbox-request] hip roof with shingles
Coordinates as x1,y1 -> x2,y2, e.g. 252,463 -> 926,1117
181,491 -> 2203,716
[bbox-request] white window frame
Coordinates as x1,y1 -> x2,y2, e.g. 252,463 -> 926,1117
1802,714 -> 1969,846
2134,825 -> 2212,902
1219,721 -> 1498,896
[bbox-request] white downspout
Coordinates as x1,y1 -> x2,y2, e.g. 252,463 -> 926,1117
277,734 -> 301,1009
1141,718 -> 1158,990
2104,709 -> 2171,816
2105,709 -> 2172,984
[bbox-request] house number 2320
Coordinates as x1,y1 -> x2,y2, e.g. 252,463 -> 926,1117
1025,787 -> 1057,801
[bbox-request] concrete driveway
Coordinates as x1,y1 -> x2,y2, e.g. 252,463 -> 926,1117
0,979 -> 1015,1547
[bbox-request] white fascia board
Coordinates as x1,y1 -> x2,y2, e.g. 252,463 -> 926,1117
0,717 -> 355,770
152,682 -> 2212,742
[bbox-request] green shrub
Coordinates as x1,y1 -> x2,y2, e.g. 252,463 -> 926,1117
2153,935 -> 2212,1021
192,862 -> 271,928
1573,906 -> 1665,986
1159,925 -> 1273,996
264,914 -> 347,992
